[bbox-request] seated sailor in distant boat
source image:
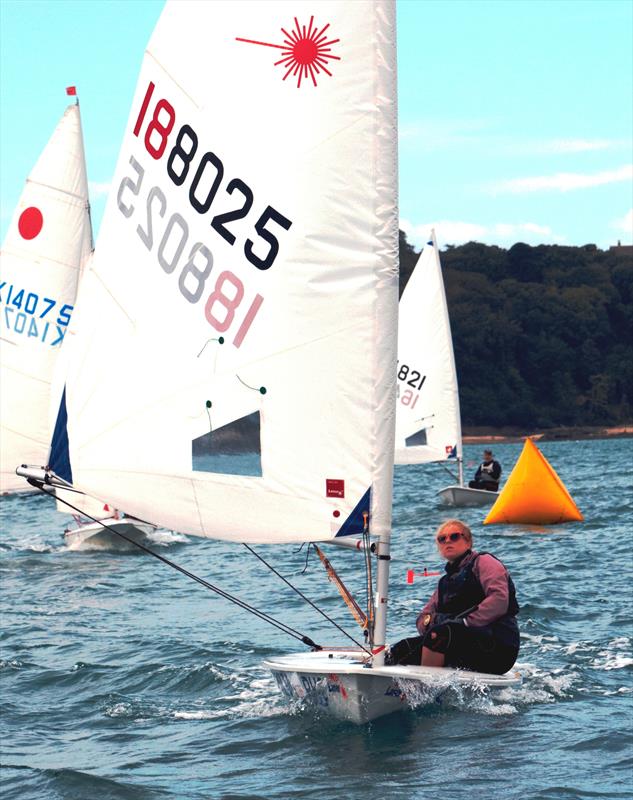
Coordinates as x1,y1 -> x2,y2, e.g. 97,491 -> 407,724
387,519 -> 520,674
468,449 -> 501,491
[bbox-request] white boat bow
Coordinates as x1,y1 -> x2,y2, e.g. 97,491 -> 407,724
437,484 -> 499,507
265,648 -> 521,723
63,517 -> 158,551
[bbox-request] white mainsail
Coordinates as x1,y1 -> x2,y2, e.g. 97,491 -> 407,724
395,230 -> 463,469
50,0 -> 399,544
0,101 -> 92,494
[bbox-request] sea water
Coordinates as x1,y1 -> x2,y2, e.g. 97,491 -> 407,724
1,438 -> 632,800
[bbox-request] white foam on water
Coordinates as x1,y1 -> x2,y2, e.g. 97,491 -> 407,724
601,686 -> 633,696
173,709 -> 226,720
109,661 -> 287,723
590,636 -> 633,671
11,538 -> 56,553
0,659 -> 24,670
395,674 -> 518,716
217,672 -> 290,719
147,529 -> 189,546
26,542 -> 54,552
155,661 -> 234,682
63,536 -> 138,554
494,662 -> 578,709
521,632 -> 560,645
564,641 -> 593,655
592,652 -> 633,671
172,692 -> 288,722
105,702 -> 134,718
62,525 -> 186,553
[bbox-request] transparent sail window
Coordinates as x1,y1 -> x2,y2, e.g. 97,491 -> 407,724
192,411 -> 262,477
405,429 -> 427,448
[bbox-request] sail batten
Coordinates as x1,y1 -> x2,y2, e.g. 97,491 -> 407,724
58,1 -> 398,544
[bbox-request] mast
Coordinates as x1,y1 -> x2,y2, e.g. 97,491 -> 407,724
434,225 -> 464,489
369,1 -> 399,667
372,535 -> 392,665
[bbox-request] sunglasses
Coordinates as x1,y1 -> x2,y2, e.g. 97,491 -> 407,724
436,531 -> 465,544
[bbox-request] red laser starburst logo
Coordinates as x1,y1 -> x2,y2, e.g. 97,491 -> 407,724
236,16 -> 341,88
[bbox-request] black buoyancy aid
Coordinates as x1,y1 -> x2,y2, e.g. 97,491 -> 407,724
437,551 -> 519,620
479,461 -> 499,483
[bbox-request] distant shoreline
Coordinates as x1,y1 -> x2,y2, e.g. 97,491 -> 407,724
461,425 -> 633,444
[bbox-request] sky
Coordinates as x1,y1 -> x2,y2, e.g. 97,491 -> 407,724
1,0 -> 631,251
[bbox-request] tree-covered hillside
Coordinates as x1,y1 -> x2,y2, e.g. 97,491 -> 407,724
399,232 -> 633,428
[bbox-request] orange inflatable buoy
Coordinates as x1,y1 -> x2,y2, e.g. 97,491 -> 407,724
484,438 -> 583,525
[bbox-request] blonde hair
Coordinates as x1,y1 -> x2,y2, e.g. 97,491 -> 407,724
435,519 -> 472,544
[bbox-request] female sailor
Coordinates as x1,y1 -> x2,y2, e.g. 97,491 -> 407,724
388,519 -> 520,674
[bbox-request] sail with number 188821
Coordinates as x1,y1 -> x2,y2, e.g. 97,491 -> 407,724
394,231 -> 498,507
19,1 -> 520,722
395,229 -> 463,470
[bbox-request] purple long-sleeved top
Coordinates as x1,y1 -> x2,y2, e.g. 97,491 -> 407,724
415,550 -> 511,635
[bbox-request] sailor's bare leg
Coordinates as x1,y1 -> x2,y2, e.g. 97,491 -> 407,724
421,645 -> 445,667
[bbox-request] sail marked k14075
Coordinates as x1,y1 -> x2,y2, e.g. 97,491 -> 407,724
54,1 -> 399,543
0,102 -> 92,494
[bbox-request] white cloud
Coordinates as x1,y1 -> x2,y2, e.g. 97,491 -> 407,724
400,218 -> 565,248
89,181 -> 111,198
400,126 -> 629,158
610,209 -> 633,240
401,219 -> 484,247
527,138 -> 623,155
399,118 -> 489,150
490,164 -> 633,194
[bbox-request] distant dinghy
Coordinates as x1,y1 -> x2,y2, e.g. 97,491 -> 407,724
394,232 -> 495,507
395,231 -> 462,473
484,438 -> 583,525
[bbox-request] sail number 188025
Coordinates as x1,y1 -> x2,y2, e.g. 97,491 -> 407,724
117,78 -> 294,349
117,156 -> 263,348
133,81 -> 292,272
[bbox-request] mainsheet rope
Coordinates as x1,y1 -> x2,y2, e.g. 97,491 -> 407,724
32,481 -> 320,650
242,543 -> 371,654
33,479 -> 371,654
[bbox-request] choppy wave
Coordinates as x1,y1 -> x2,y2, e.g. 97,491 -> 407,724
1,438 -> 632,800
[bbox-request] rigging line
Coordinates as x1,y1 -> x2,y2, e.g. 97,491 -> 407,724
298,542 -> 312,575
437,461 -> 459,481
34,482 -> 320,649
242,543 -> 372,655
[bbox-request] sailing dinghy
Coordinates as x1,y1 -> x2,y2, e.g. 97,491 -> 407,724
395,232 -> 498,507
18,0 -> 519,722
395,231 -> 463,473
63,511 -> 159,551
438,482 -> 499,507
0,92 -> 157,548
0,96 -> 92,495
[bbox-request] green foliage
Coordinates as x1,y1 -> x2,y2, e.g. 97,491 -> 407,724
399,233 -> 633,428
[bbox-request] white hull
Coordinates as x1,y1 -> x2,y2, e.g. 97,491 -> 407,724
437,484 -> 499,507
64,518 -> 156,551
265,649 -> 521,723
